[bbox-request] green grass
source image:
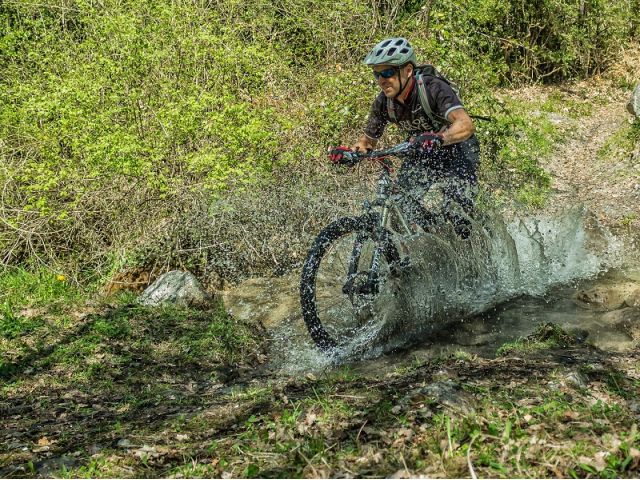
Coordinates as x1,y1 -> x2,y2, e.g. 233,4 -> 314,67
0,268 -> 80,306
5,343 -> 639,478
479,95 -> 564,208
497,322 -> 574,356
0,266 -> 264,390
0,268 -> 81,340
597,120 -> 640,162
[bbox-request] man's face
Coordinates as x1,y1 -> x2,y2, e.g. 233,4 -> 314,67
373,64 -> 412,98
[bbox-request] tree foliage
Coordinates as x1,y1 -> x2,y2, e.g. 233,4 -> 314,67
0,0 -> 637,279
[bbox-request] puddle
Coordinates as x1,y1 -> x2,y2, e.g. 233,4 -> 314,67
403,269 -> 639,362
223,206 -> 638,374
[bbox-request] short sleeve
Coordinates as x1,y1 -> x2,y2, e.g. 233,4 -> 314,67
428,78 -> 464,121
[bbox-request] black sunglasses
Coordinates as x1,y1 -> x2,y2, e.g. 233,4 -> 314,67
373,67 -> 398,80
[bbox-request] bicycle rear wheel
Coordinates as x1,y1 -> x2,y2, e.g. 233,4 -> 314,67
300,214 -> 401,353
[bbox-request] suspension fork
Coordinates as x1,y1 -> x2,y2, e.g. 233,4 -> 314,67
347,206 -> 394,296
343,167 -> 396,296
342,230 -> 373,296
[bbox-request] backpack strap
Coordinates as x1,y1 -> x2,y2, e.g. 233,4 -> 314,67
386,97 -> 397,122
385,73 -> 450,131
416,74 -> 449,131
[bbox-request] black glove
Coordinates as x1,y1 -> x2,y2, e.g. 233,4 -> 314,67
328,146 -> 359,166
409,132 -> 444,153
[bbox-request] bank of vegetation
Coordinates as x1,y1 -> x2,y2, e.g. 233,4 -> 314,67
1,0 -> 639,285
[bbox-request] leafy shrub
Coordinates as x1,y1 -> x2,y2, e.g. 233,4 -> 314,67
0,0 -> 637,282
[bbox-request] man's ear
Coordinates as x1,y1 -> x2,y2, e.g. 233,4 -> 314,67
405,63 -> 414,77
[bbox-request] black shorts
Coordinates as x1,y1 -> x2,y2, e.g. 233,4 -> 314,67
396,134 -> 480,231
405,134 -> 480,185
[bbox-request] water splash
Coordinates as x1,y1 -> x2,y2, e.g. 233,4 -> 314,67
369,206 -> 621,352
273,205 -> 623,372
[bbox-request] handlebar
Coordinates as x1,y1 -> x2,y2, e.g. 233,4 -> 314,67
329,142 -> 412,169
351,141 -> 411,160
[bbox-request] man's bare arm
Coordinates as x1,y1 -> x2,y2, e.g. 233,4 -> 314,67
352,134 -> 378,152
441,109 -> 475,146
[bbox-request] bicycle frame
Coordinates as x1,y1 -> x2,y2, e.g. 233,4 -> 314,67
343,144 -> 416,297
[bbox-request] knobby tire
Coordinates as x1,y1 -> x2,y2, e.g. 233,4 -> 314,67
300,214 -> 400,353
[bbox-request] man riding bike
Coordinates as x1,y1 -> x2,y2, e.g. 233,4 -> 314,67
330,37 -> 480,238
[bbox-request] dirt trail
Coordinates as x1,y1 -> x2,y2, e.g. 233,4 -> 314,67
551,102 -> 637,222
522,75 -> 640,253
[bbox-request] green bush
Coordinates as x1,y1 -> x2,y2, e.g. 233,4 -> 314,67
0,0 -> 637,280
415,0 -> 637,83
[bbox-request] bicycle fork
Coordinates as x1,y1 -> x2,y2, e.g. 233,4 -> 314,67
342,168 -> 410,298
342,231 -> 382,297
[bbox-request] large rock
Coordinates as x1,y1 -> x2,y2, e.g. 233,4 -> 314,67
601,307 -> 640,340
400,381 -> 475,414
138,270 -> 213,308
628,83 -> 640,117
626,288 -> 640,308
574,283 -> 640,311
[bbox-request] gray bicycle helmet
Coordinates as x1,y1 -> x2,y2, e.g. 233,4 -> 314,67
363,37 -> 417,66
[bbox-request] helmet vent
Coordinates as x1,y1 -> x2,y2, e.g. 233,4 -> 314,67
363,37 -> 416,66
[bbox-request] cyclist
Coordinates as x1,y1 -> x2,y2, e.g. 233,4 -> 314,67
330,37 -> 480,238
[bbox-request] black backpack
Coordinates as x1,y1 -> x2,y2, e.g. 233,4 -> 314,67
386,64 -> 461,131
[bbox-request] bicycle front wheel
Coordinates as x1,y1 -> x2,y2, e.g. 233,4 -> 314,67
300,214 -> 401,353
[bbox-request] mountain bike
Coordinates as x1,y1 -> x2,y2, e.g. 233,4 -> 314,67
299,142 -> 473,354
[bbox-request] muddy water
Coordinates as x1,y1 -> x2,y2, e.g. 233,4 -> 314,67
223,207 -> 639,374
397,269 -> 640,362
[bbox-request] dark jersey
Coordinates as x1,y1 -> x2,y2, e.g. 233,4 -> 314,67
364,76 -> 464,139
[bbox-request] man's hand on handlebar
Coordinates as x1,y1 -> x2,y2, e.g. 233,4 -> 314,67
409,131 -> 444,154
328,146 -> 359,166
328,134 -> 378,167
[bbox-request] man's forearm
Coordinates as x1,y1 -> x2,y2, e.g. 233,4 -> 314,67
353,134 -> 378,152
442,109 -> 475,146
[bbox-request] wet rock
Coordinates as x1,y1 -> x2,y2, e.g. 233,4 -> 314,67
628,83 -> 640,117
601,308 -> 640,340
138,271 -> 213,308
574,283 -> 640,311
36,456 -> 76,477
625,288 -> 640,308
563,369 -> 589,390
565,327 -> 590,344
401,380 -> 474,414
116,438 -> 133,448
